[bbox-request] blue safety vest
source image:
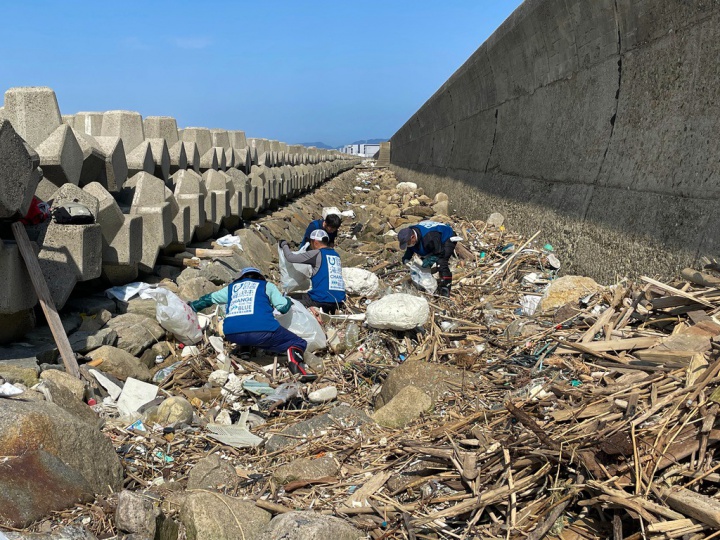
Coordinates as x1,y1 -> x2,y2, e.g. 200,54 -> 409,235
411,221 -> 455,256
223,278 -> 280,335
309,248 -> 346,304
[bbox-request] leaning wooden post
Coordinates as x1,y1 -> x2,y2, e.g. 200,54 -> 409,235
11,221 -> 80,378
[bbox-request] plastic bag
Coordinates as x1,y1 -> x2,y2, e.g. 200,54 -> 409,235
140,288 -> 203,345
275,298 -> 326,352
278,244 -> 312,293
410,263 -> 437,294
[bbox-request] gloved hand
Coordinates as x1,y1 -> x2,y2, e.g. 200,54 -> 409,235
279,239 -> 288,249
189,294 -> 214,313
422,255 -> 439,268
401,257 -> 411,266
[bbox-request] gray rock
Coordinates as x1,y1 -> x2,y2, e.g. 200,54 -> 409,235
41,379 -> 99,427
372,385 -> 433,428
266,405 -> 371,453
86,345 -> 152,381
105,313 -> 165,356
376,360 -> 469,409
40,369 -> 85,400
121,298 -> 158,319
0,450 -> 93,528
257,512 -> 364,540
152,396 -> 194,426
198,260 -> 238,285
68,327 -> 117,354
177,277 -> 221,302
0,364 -> 39,387
0,399 -> 123,495
115,490 -> 160,536
180,492 -> 271,540
187,454 -> 239,491
272,456 -> 338,486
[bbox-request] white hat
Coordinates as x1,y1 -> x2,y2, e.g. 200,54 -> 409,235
310,229 -> 330,242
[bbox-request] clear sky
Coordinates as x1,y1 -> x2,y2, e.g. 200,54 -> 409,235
0,1 -> 523,148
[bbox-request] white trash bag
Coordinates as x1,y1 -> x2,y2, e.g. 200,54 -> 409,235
279,244 -> 312,293
140,288 -> 203,345
410,263 -> 437,294
276,298 -> 326,352
322,207 -> 342,219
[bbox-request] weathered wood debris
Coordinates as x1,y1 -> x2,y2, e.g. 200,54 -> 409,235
2,165 -> 720,540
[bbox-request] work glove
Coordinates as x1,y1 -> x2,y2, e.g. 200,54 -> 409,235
189,294 -> 214,313
279,239 -> 288,249
422,255 -> 439,268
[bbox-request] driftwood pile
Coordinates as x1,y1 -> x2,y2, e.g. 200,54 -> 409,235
33,169 -> 720,540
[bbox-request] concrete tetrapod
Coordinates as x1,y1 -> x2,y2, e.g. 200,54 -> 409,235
171,169 -> 206,242
37,184 -> 103,308
73,111 -> 103,136
3,86 -> 62,149
0,120 -> 42,220
144,116 -> 187,175
225,167 -> 252,219
183,141 -> 200,173
146,138 -> 171,181
202,170 -> 232,230
72,129 -> 106,187
83,182 -> 142,283
117,172 -> 173,273
125,140 -> 155,178
34,124 -> 84,200
101,111 -> 145,157
93,136 -> 128,193
164,182 -> 192,244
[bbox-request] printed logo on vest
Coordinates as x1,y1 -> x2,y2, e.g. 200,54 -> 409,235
228,281 -> 259,316
326,255 -> 344,291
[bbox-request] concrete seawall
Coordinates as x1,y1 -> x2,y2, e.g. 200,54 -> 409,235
390,0 -> 720,282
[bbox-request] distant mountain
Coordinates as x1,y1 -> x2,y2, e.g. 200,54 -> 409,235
295,142 -> 334,150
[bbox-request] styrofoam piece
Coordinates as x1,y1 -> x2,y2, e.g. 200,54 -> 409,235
342,267 -> 380,297
366,293 -> 429,330
117,377 -> 158,416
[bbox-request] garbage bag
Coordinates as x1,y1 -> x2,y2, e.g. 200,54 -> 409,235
275,298 -> 326,352
410,263 -> 437,294
140,288 -> 203,345
279,244 -> 312,293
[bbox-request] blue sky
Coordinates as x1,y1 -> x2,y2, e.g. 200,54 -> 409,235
0,1 -> 523,148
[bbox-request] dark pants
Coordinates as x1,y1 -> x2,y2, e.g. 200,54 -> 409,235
225,327 -> 307,354
290,292 -> 344,315
437,240 -> 457,283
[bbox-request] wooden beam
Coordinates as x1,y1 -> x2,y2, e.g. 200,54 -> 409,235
11,222 -> 80,379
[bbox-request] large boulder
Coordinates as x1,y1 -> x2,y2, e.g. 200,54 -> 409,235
258,512 -> 364,540
115,490 -> 160,538
0,399 -> 123,495
376,360 -> 467,409
0,450 -> 93,528
180,492 -> 271,540
105,313 -> 165,356
177,276 -> 221,302
187,454 -> 239,491
372,385 -> 433,428
86,345 -> 152,381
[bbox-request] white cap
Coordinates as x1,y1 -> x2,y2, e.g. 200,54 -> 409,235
310,229 -> 329,242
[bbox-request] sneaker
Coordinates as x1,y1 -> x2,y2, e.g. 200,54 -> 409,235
438,285 -> 451,297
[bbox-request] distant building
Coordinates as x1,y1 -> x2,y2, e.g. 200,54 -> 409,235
340,143 -> 382,158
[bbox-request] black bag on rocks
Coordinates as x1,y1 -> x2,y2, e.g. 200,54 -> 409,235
52,203 -> 95,225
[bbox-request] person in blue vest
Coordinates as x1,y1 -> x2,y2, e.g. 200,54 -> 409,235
280,229 -> 346,314
398,221 -> 458,297
188,267 -> 316,382
301,213 -> 341,248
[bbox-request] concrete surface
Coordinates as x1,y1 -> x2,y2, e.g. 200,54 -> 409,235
390,0 -> 720,281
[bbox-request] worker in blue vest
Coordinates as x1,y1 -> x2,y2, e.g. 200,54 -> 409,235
301,213 -> 341,248
398,221 -> 458,297
188,267 -> 316,382
280,229 -> 346,314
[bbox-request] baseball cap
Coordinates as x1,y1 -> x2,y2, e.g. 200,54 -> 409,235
398,228 -> 414,250
310,229 -> 330,242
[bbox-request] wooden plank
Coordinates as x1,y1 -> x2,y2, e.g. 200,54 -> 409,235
185,247 -> 234,258
634,349 -> 700,367
641,276 -> 714,308
660,486 -> 720,527
557,337 -> 661,354
11,222 -> 80,379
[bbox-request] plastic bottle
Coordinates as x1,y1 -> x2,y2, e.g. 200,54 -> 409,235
345,323 -> 359,348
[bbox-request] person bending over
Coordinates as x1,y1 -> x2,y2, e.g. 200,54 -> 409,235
189,267 -> 316,381
280,229 -> 346,314
398,220 -> 457,297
